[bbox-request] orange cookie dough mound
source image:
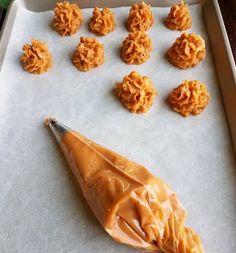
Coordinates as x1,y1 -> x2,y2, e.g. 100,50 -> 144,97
72,37 -> 104,72
167,32 -> 206,69
21,39 -> 52,74
53,1 -> 83,36
122,31 -> 152,64
116,71 -> 157,113
168,80 -> 210,117
127,1 -> 154,32
89,7 -> 115,36
165,0 -> 192,31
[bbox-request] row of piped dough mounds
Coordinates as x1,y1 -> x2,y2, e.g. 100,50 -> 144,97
20,1 -> 210,117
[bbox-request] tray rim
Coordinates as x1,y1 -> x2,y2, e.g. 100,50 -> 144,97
0,0 -> 235,156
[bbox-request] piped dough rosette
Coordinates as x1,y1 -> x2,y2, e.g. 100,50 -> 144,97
122,31 -> 152,64
165,0 -> 192,31
167,32 -> 206,69
127,1 -> 154,32
89,7 -> 115,36
53,1 -> 83,36
21,39 -> 52,74
71,37 -> 104,72
168,80 -> 210,116
115,71 -> 157,113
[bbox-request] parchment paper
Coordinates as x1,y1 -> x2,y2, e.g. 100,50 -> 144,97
0,4 -> 236,253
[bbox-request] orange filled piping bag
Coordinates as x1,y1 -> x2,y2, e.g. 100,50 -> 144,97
45,118 -> 204,253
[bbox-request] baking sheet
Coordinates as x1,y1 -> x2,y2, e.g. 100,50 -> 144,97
0,4 -> 236,253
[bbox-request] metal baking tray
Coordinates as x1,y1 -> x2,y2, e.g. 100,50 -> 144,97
1,0 -> 235,152
0,0 -> 235,253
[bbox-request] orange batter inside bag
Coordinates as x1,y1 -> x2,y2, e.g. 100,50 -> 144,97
46,118 -> 205,253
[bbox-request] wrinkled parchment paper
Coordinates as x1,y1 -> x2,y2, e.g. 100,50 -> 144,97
0,5 -> 236,253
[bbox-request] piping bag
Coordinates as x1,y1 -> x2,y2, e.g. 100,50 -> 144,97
45,118 -> 204,253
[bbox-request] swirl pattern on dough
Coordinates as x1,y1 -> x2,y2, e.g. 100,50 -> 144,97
71,37 -> 104,72
165,0 -> 192,31
127,1 -> 154,32
122,31 -> 152,64
53,1 -> 83,36
167,33 -> 206,69
21,39 -> 52,74
168,80 -> 210,116
115,71 -> 157,113
89,7 -> 115,36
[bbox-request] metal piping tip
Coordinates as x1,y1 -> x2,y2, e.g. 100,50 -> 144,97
44,117 -> 71,144
44,117 -> 58,127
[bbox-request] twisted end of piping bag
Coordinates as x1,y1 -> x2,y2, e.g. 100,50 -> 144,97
43,117 -> 204,253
